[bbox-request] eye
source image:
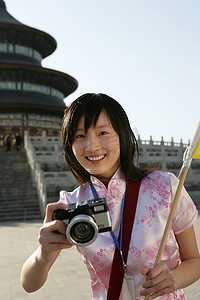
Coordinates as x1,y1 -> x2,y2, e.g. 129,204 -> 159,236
75,134 -> 85,139
99,131 -> 108,136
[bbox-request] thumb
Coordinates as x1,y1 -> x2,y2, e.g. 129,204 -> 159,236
141,268 -> 150,276
44,202 -> 68,223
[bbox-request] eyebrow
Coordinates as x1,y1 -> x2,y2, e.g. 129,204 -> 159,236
76,124 -> 111,132
76,128 -> 84,133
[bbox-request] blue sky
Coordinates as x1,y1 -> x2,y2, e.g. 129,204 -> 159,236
5,0 -> 200,143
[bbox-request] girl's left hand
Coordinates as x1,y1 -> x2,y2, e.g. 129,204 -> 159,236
140,263 -> 178,299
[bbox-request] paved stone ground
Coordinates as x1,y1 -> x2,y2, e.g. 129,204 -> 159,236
1,217 -> 200,300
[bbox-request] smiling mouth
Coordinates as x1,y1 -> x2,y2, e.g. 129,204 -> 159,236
86,154 -> 106,161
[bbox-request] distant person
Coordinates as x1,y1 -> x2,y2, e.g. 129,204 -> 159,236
21,93 -> 200,299
5,133 -> 12,151
15,133 -> 22,150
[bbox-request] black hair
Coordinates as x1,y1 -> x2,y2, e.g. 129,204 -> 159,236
62,93 -> 152,184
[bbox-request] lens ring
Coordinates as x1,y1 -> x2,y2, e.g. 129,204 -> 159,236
66,214 -> 98,246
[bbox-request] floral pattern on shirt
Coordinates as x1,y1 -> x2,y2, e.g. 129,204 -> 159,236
59,169 -> 197,299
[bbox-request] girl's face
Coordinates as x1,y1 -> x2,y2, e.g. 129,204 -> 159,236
72,110 -> 120,183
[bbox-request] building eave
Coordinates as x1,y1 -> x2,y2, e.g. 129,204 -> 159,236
0,23 -> 57,57
0,64 -> 78,97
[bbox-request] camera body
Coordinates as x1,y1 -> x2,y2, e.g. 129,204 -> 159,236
54,198 -> 112,246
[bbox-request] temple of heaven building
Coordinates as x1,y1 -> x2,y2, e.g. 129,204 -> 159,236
0,0 -> 78,145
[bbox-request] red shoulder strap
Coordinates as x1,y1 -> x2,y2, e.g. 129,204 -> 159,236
107,180 -> 141,300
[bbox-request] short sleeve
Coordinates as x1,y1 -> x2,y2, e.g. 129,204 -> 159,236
170,173 -> 198,234
58,183 -> 93,205
59,190 -> 72,204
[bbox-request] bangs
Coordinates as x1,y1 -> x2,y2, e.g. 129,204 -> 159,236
73,94 -> 106,135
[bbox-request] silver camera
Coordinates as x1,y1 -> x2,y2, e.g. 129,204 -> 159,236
54,198 -> 112,246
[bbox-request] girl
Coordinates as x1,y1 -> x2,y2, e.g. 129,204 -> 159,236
21,93 -> 200,299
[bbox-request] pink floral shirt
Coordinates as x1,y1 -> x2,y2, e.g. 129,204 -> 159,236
59,169 -> 197,299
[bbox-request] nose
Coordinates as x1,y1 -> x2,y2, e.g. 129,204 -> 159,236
85,135 -> 100,152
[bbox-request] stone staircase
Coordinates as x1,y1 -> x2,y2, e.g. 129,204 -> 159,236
0,148 -> 42,222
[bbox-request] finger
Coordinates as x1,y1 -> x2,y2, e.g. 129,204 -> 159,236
141,264 -> 168,291
141,267 -> 177,297
39,221 -> 73,250
142,271 -> 167,289
141,278 -> 169,296
39,231 -> 72,248
145,263 -> 167,281
142,284 -> 176,300
151,282 -> 177,299
40,220 -> 67,237
141,268 -> 151,276
44,202 -> 68,223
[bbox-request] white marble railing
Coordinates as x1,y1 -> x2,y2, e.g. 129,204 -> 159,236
138,135 -> 189,148
24,130 -> 77,217
24,130 -> 79,216
24,131 -> 47,217
43,171 -> 77,187
28,130 -> 62,146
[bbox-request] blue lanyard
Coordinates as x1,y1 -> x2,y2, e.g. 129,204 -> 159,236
90,181 -> 127,270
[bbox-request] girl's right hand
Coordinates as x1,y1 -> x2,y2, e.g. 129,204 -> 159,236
37,202 -> 73,265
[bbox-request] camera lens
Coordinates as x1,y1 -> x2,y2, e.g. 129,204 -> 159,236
66,214 -> 98,246
71,222 -> 94,241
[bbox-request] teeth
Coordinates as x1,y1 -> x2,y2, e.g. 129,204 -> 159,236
87,155 -> 105,161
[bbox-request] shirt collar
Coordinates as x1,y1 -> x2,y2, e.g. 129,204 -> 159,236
90,168 -> 126,198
